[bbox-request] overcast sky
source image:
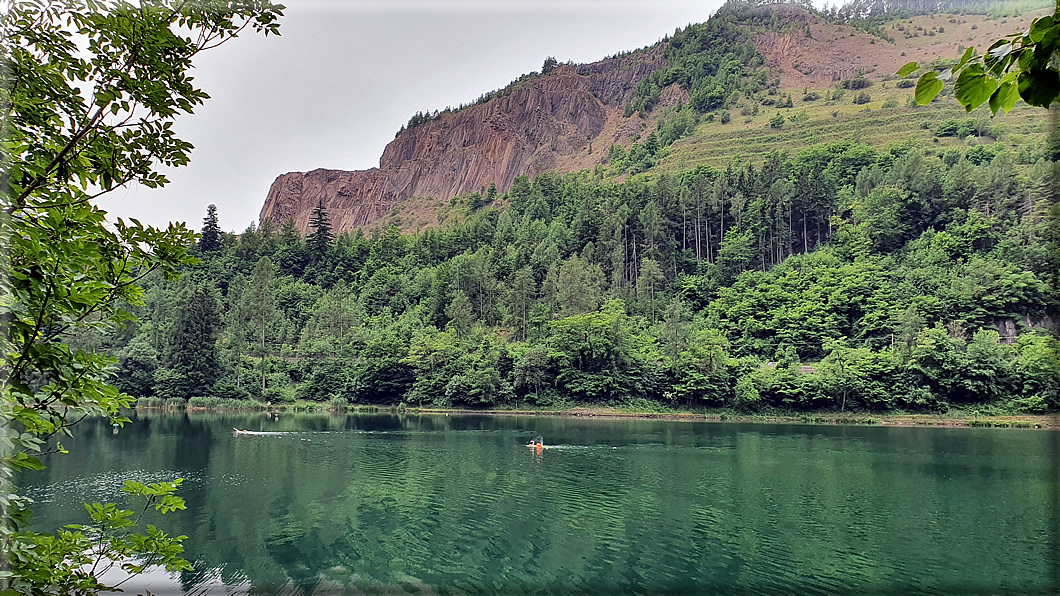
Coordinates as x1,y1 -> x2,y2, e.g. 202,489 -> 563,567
102,0 -> 735,233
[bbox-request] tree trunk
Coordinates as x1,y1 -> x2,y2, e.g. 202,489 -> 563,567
260,316 -> 266,395
797,211 -> 805,252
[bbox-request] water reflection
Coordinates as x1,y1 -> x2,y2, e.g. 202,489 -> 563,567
19,412 -> 1060,595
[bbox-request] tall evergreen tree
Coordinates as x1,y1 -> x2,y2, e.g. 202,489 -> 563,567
248,257 -> 278,395
199,204 -> 222,253
308,200 -> 333,257
162,285 -> 221,397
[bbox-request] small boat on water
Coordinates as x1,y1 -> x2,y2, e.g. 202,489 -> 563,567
233,428 -> 289,436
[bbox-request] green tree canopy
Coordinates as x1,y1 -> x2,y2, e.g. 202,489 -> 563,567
0,1 -> 284,591
199,204 -> 223,252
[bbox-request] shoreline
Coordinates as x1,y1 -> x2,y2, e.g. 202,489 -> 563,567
408,407 -> 1059,429
138,403 -> 1060,429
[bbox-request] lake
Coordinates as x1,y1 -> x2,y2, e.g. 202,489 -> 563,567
19,412 -> 1060,595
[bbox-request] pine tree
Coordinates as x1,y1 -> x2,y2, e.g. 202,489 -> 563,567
199,204 -> 222,252
248,257 -> 278,395
162,285 -> 221,398
308,200 -> 333,257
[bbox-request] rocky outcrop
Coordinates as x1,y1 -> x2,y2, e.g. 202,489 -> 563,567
260,51 -> 668,233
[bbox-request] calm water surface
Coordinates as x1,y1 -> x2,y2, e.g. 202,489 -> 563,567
20,412 -> 1060,595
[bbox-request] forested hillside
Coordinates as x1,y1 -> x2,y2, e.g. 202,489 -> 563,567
97,136 -> 1060,413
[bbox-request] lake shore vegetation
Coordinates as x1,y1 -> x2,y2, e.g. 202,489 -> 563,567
100,136 -> 1060,417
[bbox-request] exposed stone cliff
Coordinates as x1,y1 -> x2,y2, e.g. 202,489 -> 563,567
259,51 -> 667,233
259,4 -> 1023,234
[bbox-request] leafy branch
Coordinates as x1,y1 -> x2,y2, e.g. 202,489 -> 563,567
898,3 -> 1060,113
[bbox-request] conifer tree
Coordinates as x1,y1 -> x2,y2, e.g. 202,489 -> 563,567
162,285 -> 221,398
248,257 -> 278,395
199,204 -> 222,253
308,200 -> 333,257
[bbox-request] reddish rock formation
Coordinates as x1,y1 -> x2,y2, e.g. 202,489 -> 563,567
260,5 -> 1036,234
259,51 -> 667,234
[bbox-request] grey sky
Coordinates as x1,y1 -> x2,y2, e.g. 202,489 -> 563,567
104,1 -> 731,233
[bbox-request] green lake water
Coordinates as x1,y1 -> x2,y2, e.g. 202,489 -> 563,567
19,412 -> 1060,595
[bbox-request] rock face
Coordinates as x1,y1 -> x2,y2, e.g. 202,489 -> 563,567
259,5 -> 1034,234
260,51 -> 667,234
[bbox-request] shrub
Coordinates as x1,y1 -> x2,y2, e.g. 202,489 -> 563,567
853,91 -> 871,104
211,378 -> 251,401
935,118 -> 990,139
935,119 -> 960,136
841,75 -> 872,90
769,112 -> 784,128
263,385 -> 297,403
1010,395 -> 1049,414
896,79 -> 916,88
136,396 -> 165,408
720,110 -> 731,124
882,99 -> 899,109
965,143 -> 1002,165
802,91 -> 820,101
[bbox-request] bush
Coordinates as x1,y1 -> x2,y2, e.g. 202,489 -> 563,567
935,118 -> 989,139
769,112 -> 784,128
841,75 -> 871,90
136,396 -> 165,408
896,79 -> 916,88
965,143 -> 1002,165
187,396 -> 262,409
1010,395 -> 1049,414
882,99 -> 899,109
720,110 -> 731,124
211,378 -> 251,401
802,91 -> 820,101
263,385 -> 297,403
853,91 -> 871,104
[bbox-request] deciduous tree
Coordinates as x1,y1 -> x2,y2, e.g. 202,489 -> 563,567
0,0 -> 284,591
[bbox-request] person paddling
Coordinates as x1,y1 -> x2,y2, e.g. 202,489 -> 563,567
528,436 -> 544,452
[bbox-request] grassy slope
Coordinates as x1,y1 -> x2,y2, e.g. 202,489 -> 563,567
651,8 -> 1052,171
658,102 -> 1045,172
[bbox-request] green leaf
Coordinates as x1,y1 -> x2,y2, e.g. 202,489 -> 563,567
1028,15 -> 1055,43
954,64 -> 998,111
1017,68 -> 1060,108
984,40 -> 1013,77
914,72 -> 944,105
951,46 -> 976,74
896,61 -> 920,77
989,80 -> 1021,115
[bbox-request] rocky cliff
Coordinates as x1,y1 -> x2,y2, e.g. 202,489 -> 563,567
259,50 -> 668,233
259,3 -> 1027,234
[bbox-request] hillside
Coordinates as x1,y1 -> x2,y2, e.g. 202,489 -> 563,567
101,0 -> 1059,415
258,1 -> 1052,234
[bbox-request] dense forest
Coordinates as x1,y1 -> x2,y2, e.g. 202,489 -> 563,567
89,138 -> 1059,414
